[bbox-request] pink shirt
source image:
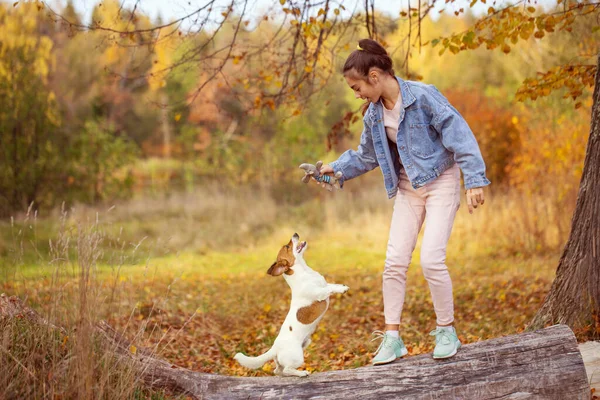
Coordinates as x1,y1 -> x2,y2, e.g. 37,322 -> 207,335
382,94 -> 402,143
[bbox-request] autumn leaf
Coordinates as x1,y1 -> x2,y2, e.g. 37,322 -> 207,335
262,363 -> 273,372
174,114 -> 181,122
13,1 -> 18,7
130,345 -> 137,355
462,31 -> 476,45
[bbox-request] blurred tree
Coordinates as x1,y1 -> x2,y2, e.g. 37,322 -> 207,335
148,26 -> 177,158
0,2 -> 62,216
67,119 -> 139,203
89,0 -> 159,146
0,1 -> 155,216
443,89 -> 521,186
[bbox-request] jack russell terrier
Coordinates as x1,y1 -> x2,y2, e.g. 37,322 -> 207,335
234,233 -> 349,377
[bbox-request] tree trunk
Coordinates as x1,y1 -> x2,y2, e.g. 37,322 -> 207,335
161,92 -> 171,158
44,321 -> 600,400
12,124 -> 19,211
0,294 -> 590,400
529,54 -> 600,337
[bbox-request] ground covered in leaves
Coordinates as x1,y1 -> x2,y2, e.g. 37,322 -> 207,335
2,247 -> 554,378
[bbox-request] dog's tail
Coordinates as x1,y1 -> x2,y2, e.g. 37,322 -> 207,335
234,347 -> 276,369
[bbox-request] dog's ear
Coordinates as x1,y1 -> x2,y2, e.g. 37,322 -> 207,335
267,259 -> 290,276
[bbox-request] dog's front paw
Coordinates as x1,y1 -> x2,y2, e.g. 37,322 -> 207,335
299,370 -> 310,377
331,284 -> 349,294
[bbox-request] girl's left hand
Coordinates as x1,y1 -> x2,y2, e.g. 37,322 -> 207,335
466,187 -> 485,214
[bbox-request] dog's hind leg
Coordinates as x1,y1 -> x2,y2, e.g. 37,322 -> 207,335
302,337 -> 312,349
274,359 -> 283,376
277,347 -> 307,377
282,366 -> 310,377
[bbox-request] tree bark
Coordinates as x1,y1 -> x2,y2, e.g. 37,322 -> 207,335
161,92 -> 171,158
0,294 -> 590,400
529,54 -> 600,337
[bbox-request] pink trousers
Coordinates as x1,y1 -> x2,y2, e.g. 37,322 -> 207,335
383,163 -> 461,326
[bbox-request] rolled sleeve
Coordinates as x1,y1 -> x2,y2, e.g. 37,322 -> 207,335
328,121 -> 379,189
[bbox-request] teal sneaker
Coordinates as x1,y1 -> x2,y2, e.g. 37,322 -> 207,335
430,327 -> 461,359
371,331 -> 408,365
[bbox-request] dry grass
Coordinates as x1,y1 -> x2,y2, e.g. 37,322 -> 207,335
0,209 -> 173,399
0,177 -> 577,393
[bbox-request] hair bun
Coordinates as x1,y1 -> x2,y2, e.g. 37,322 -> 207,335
343,38 -> 394,78
358,39 -> 387,56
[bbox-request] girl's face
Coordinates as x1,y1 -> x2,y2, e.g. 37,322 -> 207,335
344,68 -> 383,104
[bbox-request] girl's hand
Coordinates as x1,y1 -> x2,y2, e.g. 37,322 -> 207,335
466,187 -> 485,214
319,164 -> 334,176
316,164 -> 336,191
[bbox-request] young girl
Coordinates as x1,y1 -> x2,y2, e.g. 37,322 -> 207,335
315,38 -> 490,365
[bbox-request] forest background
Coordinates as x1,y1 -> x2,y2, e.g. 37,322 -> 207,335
0,0 -> 597,397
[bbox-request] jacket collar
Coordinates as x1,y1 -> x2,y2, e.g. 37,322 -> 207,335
397,76 -> 416,109
368,76 -> 416,123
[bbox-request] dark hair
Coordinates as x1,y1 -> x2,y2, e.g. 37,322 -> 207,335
343,39 -> 395,79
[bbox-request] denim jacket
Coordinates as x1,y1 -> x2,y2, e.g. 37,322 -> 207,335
329,77 -> 491,199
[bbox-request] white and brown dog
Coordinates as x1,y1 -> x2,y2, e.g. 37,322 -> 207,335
234,233 -> 349,377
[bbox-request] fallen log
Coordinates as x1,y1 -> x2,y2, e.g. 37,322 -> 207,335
0,294 -> 591,399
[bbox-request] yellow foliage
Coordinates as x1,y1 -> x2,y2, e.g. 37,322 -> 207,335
149,28 -> 176,91
0,2 -> 54,83
0,1 -> 59,128
506,100 -> 590,199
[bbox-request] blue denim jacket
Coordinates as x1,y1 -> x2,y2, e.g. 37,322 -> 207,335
329,77 -> 491,199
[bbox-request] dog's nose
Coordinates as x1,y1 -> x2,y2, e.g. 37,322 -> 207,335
293,233 -> 299,239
